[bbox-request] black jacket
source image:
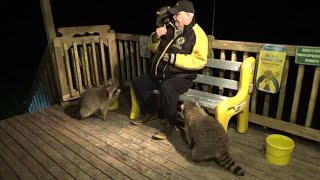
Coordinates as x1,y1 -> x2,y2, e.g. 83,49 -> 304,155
148,19 -> 208,81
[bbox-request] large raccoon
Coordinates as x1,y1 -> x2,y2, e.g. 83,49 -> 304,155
181,101 -> 245,176
79,79 -> 121,120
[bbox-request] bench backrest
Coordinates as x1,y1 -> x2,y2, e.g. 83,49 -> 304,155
194,58 -> 243,91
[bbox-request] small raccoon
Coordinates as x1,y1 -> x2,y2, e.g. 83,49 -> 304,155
156,6 -> 172,27
181,101 -> 245,176
79,80 -> 121,120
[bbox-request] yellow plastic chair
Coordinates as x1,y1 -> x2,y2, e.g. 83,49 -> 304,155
130,57 -> 255,133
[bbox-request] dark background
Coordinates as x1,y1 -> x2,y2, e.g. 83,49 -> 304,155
0,0 -> 319,120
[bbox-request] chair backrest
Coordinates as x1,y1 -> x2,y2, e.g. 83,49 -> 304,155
194,58 -> 242,91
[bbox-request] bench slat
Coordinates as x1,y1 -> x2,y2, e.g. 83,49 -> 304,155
180,89 -> 229,109
206,58 -> 242,71
187,89 -> 229,100
195,74 -> 239,90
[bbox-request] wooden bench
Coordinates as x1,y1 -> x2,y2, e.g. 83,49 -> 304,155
129,56 -> 256,133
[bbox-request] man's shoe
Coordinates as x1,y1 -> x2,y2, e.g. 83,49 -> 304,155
152,121 -> 174,140
130,120 -> 143,125
130,113 -> 157,125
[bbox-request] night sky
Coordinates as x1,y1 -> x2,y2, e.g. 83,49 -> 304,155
1,0 -> 319,119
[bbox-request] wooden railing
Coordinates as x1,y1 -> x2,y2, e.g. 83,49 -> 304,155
31,25 -> 319,142
28,46 -> 58,112
52,25 -> 119,102
115,33 -> 150,81
209,39 -> 320,141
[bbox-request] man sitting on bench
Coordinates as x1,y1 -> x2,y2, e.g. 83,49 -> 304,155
131,0 -> 208,140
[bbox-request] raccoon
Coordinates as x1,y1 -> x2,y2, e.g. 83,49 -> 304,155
79,80 -> 121,120
181,101 -> 245,176
156,6 -> 172,27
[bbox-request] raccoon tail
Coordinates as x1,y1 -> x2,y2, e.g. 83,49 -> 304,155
215,151 -> 245,176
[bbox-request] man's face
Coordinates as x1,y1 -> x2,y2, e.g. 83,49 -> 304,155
173,11 -> 189,30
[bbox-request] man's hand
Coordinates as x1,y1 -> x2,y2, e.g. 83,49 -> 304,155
152,25 -> 167,43
163,53 -> 169,62
155,25 -> 167,38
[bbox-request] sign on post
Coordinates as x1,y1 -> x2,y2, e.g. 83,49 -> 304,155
295,46 -> 320,66
255,44 -> 286,93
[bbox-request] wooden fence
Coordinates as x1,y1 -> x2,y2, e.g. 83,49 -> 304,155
52,25 -> 119,102
30,25 -> 320,142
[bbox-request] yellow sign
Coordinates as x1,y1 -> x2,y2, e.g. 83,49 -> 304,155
256,44 -> 286,93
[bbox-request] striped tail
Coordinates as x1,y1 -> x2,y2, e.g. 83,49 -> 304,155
215,151 -> 245,176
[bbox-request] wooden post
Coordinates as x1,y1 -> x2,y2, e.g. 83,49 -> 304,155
250,53 -> 260,113
305,67 -> 320,127
290,65 -> 305,123
276,57 -> 290,119
107,32 -> 120,86
40,0 -> 59,102
229,51 -> 237,97
219,50 -> 226,95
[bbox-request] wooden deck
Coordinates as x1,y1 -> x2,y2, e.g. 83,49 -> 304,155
0,106 -> 319,180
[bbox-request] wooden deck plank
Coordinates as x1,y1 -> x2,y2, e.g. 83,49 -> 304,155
0,125 -> 55,180
22,114 -> 125,180
42,109 -> 208,180
6,118 -> 93,180
0,129 -> 36,180
49,108 -> 238,180
37,110 -> 172,180
94,117 -> 264,179
105,116 -> 268,178
230,123 -> 320,163
48,108 -> 248,180
92,112 -> 269,179
13,115 -> 110,180
229,137 -> 311,179
32,111 -> 150,180
228,127 -> 320,178
52,105 -> 174,149
0,155 -> 19,180
25,112 -> 132,180
83,119 -> 254,179
37,116 -> 190,180
113,115 -> 177,148
1,105 -> 319,180
45,108 -> 217,180
228,126 -> 320,174
223,148 -> 274,180
74,109 -> 320,180
0,120 -> 74,180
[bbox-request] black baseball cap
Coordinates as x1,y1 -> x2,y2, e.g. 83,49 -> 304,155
168,0 -> 195,15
